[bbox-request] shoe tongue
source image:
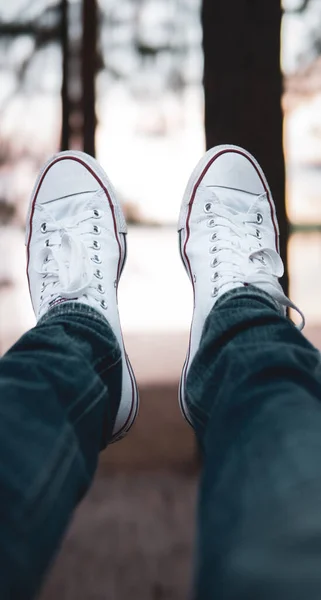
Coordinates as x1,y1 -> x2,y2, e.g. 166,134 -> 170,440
43,191 -> 97,221
211,187 -> 258,214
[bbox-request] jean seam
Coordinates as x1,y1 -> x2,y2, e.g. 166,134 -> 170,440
65,357 -> 121,423
188,403 -> 207,428
67,375 -> 104,416
93,353 -> 122,372
73,386 -> 108,426
187,379 -> 210,422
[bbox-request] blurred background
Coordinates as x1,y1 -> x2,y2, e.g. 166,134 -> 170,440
1,0 -> 321,598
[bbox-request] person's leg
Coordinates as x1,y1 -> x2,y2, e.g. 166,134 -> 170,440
0,303 -> 121,598
178,144 -> 320,599
189,286 -> 321,600
0,150 -> 139,597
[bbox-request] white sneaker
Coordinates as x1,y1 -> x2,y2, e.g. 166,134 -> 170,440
178,144 -> 304,425
26,151 -> 139,442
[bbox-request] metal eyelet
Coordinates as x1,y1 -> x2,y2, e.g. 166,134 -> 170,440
92,240 -> 101,250
257,213 -> 263,225
256,229 -> 262,239
41,282 -> 45,292
45,239 -> 50,247
97,284 -> 105,294
207,218 -> 215,228
212,272 -> 219,281
100,299 -> 107,309
41,223 -> 47,233
211,257 -> 218,268
44,256 -> 49,263
212,287 -> 219,298
93,209 -> 101,219
91,254 -> 102,264
93,225 -> 101,235
210,233 -> 217,242
210,246 -> 217,254
94,269 -> 103,279
204,202 -> 213,213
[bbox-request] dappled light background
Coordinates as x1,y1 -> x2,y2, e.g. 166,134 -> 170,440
1,0 -> 321,346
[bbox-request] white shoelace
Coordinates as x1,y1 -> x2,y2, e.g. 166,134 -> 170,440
36,210 -> 104,316
204,202 -> 305,330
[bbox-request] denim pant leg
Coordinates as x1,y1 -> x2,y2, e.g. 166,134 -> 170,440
0,302 -> 122,599
186,286 -> 321,600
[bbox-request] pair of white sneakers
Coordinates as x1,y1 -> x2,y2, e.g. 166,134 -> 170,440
26,145 -> 304,442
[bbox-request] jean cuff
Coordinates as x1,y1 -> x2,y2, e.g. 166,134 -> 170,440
38,301 -> 109,328
215,284 -> 282,314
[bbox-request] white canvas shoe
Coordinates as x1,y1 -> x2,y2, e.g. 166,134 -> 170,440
26,151 -> 139,442
178,144 -> 304,425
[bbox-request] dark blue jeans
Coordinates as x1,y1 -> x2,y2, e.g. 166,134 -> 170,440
1,288 -> 321,599
187,286 -> 321,600
0,302 -> 122,599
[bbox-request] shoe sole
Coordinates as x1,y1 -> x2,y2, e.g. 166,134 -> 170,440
26,150 -> 139,443
178,144 -> 279,426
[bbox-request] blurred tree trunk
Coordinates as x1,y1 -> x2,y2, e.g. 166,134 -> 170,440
202,0 -> 288,292
60,0 -> 97,156
60,0 -> 70,151
82,0 -> 97,157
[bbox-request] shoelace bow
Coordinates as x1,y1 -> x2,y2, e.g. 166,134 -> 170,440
36,211 -> 101,314
204,204 -> 305,330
